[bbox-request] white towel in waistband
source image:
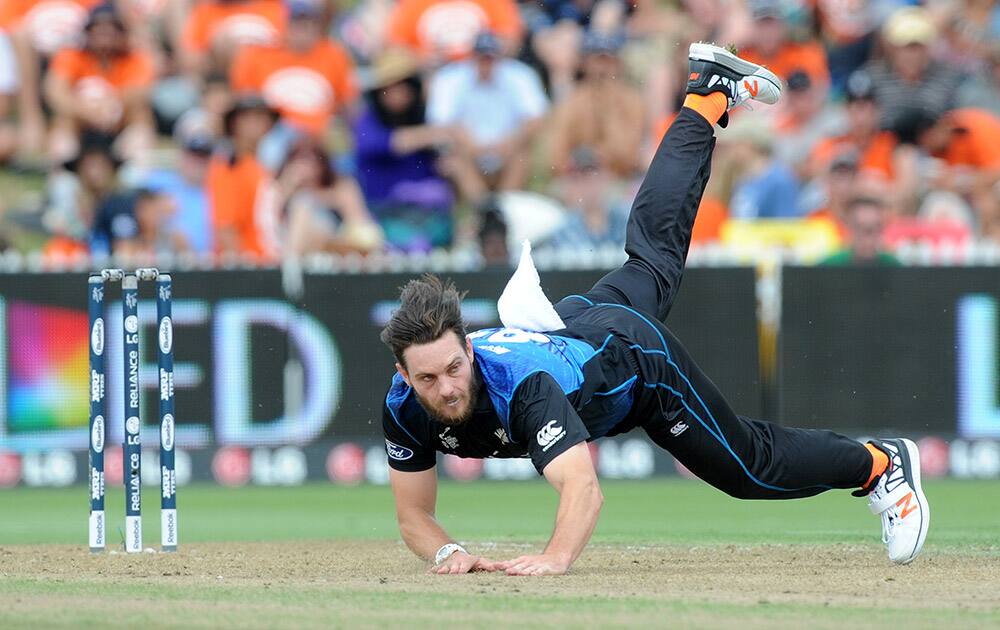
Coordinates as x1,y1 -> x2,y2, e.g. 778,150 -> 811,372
497,240 -> 565,332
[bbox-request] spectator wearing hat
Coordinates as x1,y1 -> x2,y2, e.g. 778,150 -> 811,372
386,0 -> 522,65
0,0 -> 106,154
44,4 -> 157,163
230,0 -> 358,169
139,131 -> 216,255
206,94 -> 281,261
353,49 -> 459,252
547,30 -> 645,246
809,70 -> 897,182
180,0 -> 288,78
426,31 -> 549,201
739,0 -> 830,90
864,6 -> 963,131
820,195 -> 900,266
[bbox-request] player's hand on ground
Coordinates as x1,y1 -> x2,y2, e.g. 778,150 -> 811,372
497,554 -> 569,576
428,551 -> 499,575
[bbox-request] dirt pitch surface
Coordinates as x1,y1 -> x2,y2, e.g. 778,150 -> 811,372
0,542 -> 1000,628
2,542 -> 998,628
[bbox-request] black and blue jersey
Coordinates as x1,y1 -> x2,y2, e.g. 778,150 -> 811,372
382,302 -> 667,475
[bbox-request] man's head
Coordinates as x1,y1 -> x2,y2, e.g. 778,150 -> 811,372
84,4 -> 128,57
381,275 -> 478,425
845,195 -> 888,261
883,6 -> 935,81
472,31 -> 502,80
580,30 -> 624,82
287,0 -> 324,52
844,70 -> 880,136
748,0 -> 788,56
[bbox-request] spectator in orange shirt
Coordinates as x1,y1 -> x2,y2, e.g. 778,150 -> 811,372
809,70 -> 897,182
898,107 -> 1000,238
180,0 -> 288,77
231,0 -> 358,168
0,0 -> 106,154
739,0 -> 830,90
44,4 -> 157,163
207,94 -> 281,261
386,0 -> 523,66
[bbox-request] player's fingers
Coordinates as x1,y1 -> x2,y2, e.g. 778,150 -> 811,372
448,563 -> 463,574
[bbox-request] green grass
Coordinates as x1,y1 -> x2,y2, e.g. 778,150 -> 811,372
1,479 -> 997,629
1,478 -> 996,549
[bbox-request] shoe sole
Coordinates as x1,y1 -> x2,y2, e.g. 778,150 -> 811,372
689,42 -> 782,97
895,438 -> 930,564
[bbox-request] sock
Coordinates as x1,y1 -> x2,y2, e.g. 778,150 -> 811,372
863,443 -> 889,489
683,92 -> 728,126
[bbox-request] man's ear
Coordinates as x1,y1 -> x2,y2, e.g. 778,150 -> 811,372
465,336 -> 474,362
395,362 -> 410,386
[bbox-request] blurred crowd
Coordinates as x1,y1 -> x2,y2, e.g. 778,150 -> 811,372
1,0 -> 1000,267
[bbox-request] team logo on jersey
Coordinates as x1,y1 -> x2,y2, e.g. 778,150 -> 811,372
670,421 -> 689,437
385,440 -> 413,461
494,428 -> 510,445
439,427 -> 459,450
536,420 -> 566,452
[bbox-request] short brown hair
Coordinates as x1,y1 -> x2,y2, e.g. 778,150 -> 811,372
380,274 -> 467,365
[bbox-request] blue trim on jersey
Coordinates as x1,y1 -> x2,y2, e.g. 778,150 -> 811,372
593,302 -> 831,493
566,294 -> 594,305
595,375 -> 638,397
642,382 -> 831,492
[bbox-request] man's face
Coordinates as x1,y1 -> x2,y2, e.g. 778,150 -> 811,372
398,332 -> 478,426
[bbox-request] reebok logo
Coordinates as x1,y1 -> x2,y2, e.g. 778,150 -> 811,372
670,421 -> 688,437
537,420 -> 566,452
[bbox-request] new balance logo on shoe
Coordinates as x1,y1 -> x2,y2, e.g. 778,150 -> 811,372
896,491 -> 918,519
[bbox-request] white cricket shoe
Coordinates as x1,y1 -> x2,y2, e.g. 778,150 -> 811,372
687,42 -> 783,109
864,438 -> 930,564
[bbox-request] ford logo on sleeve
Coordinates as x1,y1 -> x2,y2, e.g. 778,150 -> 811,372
385,439 -> 414,461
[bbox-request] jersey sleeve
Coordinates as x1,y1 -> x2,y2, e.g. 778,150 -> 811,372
382,403 -> 436,472
508,372 -> 590,475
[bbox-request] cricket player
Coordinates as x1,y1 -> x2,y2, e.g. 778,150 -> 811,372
380,44 -> 930,576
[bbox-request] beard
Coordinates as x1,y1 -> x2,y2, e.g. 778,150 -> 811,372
414,369 -> 482,426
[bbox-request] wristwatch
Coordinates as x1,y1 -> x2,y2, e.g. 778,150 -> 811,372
434,543 -> 467,565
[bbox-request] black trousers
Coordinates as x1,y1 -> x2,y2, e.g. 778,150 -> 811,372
557,108 -> 872,500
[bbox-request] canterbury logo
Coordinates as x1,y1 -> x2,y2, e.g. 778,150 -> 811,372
536,420 -> 566,452
744,79 -> 759,97
896,492 -> 918,519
